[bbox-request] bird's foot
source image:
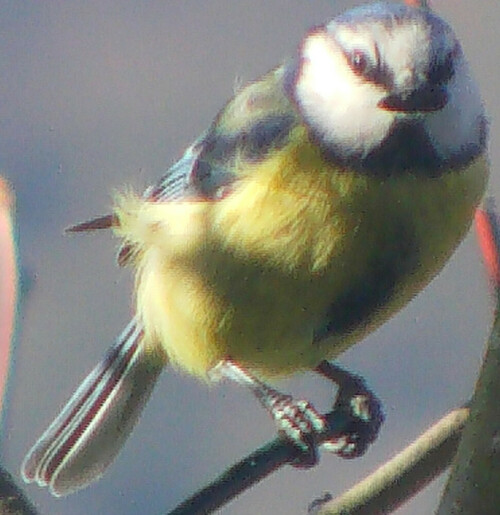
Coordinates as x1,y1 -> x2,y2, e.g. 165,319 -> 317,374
316,360 -> 385,459
209,359 -> 384,467
255,388 -> 328,468
208,359 -> 329,467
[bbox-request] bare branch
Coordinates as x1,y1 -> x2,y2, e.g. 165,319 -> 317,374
0,466 -> 38,515
437,202 -> 500,513
316,408 -> 468,514
0,178 -> 16,416
168,410 -> 353,514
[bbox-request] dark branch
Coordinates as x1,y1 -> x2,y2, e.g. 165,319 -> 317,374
168,411 -> 352,514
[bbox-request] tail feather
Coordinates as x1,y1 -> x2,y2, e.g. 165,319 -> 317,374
21,319 -> 165,496
65,214 -> 117,233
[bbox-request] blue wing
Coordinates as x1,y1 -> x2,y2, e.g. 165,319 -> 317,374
66,64 -> 298,235
142,135 -> 207,202
23,64 -> 301,496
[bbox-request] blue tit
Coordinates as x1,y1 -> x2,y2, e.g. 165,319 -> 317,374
22,1 -> 488,497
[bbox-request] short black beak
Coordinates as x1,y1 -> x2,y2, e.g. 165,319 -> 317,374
378,85 -> 448,113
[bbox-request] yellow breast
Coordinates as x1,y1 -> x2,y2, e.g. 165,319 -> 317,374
115,129 -> 488,379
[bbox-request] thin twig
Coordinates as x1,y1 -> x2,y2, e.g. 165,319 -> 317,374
168,410 -> 352,514
316,408 -> 468,514
436,202 -> 500,513
0,178 -> 16,416
0,466 -> 38,515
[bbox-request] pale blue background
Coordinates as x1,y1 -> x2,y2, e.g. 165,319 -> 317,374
1,1 -> 499,513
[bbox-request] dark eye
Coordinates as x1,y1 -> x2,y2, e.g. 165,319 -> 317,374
349,49 -> 368,76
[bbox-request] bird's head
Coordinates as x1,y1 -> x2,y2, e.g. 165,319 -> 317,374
290,2 -> 487,175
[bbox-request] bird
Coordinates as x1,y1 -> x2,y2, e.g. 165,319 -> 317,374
22,1 -> 488,497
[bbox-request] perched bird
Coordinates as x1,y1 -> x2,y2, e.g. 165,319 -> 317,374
22,1 -> 488,497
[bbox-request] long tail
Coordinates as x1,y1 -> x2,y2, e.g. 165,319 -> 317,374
21,318 -> 165,496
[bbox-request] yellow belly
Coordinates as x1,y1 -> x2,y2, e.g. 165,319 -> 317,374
117,140 -> 488,379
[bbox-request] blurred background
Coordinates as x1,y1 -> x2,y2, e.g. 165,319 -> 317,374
1,0 -> 499,513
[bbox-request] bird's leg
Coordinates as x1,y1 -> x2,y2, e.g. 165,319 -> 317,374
315,360 -> 385,458
208,359 -> 327,467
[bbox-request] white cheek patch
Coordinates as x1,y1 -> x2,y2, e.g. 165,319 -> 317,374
300,33 -> 346,103
296,32 -> 394,158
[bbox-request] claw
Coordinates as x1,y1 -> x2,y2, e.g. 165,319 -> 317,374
316,360 -> 385,459
208,360 -> 328,467
265,395 -> 327,468
209,359 -> 384,468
